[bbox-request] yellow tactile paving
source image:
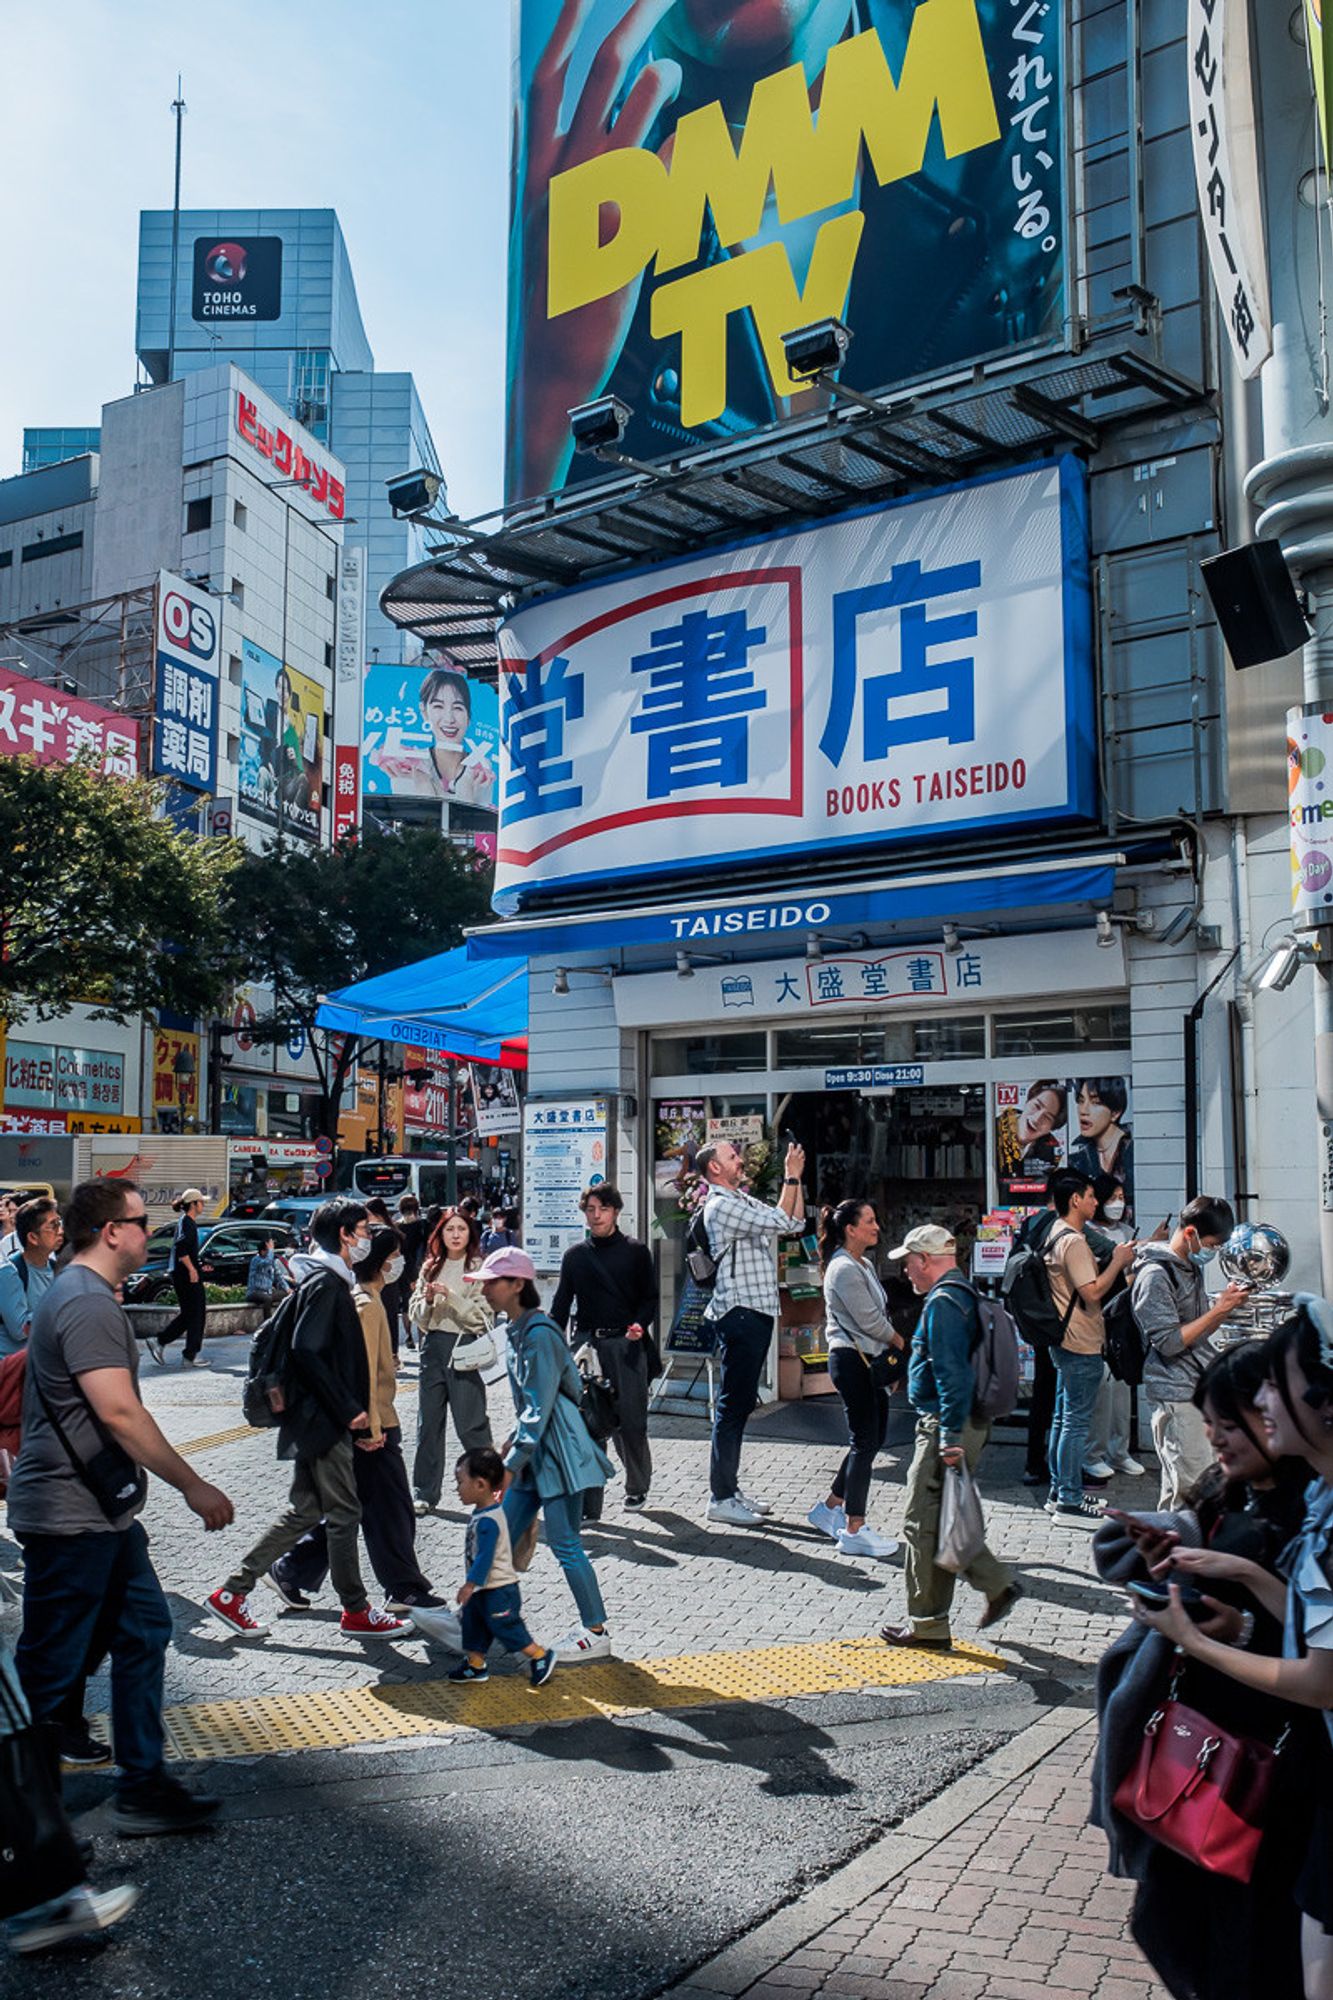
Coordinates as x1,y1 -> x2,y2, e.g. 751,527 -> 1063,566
152,1636 -> 1003,1764
175,1380 -> 419,1458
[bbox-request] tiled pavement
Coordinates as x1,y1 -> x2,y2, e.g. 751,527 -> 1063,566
666,1711 -> 1165,2000
1,1336 -> 1170,1995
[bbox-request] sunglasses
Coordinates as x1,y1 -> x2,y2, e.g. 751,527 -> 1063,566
113,1213 -> 151,1232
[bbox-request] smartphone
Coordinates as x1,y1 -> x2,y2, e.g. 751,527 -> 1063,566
1125,1578 -> 1210,1619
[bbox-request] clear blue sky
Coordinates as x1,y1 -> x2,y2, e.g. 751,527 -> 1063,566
0,0 -> 511,519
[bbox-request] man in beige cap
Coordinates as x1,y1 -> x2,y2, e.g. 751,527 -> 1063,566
879,1225 -> 1019,1650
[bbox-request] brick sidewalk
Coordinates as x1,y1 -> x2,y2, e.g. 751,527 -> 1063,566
669,1713 -> 1165,2000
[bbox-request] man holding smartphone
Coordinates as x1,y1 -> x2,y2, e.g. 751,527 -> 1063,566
697,1138 -> 807,1527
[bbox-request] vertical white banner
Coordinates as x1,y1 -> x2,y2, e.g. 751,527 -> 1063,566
333,546 -> 366,843
1188,0 -> 1272,379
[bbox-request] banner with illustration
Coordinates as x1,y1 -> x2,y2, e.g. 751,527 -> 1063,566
994,1077 -> 1135,1222
238,639 -> 323,842
362,664 -> 499,812
507,0 -> 1064,503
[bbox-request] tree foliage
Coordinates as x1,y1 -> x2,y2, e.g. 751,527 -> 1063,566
225,829 -> 495,1137
0,758 -> 242,1028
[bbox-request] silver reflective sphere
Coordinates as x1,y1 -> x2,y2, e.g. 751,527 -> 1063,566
1219,1223 -> 1291,1289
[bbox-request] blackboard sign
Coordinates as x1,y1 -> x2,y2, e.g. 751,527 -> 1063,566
666,1277 -> 718,1355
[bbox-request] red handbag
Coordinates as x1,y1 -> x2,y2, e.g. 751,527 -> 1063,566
1113,1661 -> 1291,1883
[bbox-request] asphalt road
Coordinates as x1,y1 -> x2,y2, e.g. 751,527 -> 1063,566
11,1680 -> 1034,2000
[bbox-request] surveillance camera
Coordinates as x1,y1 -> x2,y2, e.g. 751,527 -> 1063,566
385,468 -> 443,518
568,396 -> 633,454
780,317 -> 852,381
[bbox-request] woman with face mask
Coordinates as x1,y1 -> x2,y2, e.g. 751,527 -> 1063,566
409,1208 -> 495,1514
1084,1178 -> 1146,1481
267,1228 -> 445,1616
1090,1344 -> 1318,2000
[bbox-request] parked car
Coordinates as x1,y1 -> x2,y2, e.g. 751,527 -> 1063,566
121,1220 -> 299,1304
259,1195 -> 328,1244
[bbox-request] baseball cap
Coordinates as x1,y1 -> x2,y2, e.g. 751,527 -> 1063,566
464,1246 -> 536,1283
885,1224 -> 957,1261
176,1188 -> 207,1207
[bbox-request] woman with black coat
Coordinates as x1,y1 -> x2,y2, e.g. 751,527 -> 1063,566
1089,1344 -> 1317,2000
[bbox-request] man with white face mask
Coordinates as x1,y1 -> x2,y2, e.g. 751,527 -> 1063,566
1130,1194 -> 1248,1509
207,1199 -> 410,1640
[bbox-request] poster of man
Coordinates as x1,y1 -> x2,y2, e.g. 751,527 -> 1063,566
239,640 -> 323,841
994,1079 -> 1067,1203
362,663 -> 499,810
506,0 -> 1064,502
1067,1076 -> 1134,1218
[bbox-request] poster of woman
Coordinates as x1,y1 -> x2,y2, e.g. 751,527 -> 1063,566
363,664 -> 498,810
994,1079 -> 1068,1202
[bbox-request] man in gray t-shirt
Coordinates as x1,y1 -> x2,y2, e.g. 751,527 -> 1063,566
11,1179 -> 234,1837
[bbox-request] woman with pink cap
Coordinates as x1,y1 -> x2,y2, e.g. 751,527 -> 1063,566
466,1246 -> 614,1662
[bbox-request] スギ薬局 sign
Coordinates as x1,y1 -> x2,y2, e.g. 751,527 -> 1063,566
494,459 -> 1094,910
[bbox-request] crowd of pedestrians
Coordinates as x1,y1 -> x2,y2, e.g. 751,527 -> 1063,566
3,1160 -> 1332,1988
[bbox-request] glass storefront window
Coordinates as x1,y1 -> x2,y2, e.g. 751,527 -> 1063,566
651,1031 -> 767,1075
993,1004 -> 1130,1057
774,1016 -> 985,1068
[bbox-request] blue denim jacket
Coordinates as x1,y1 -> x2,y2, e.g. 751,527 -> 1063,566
505,1310 -> 614,1501
907,1273 -> 978,1446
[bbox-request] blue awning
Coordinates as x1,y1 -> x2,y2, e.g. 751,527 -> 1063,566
315,946 -> 528,1065
465,855 -> 1122,961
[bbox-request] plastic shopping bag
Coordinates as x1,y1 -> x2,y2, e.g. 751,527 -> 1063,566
937,1460 -> 986,1574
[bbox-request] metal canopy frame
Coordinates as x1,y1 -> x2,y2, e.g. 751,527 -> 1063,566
381,337 -> 1209,673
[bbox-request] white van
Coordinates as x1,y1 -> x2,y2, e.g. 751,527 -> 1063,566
350,1156 -> 482,1210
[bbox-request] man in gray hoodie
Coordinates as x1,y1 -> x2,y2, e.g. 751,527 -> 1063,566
1129,1196 -> 1248,1507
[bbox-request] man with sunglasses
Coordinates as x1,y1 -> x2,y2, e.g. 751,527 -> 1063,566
8,1181 -> 233,1836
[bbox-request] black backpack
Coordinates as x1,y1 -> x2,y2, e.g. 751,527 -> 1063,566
1000,1210 -> 1077,1350
1103,1285 -> 1146,1387
685,1208 -> 728,1293
242,1276 -> 318,1428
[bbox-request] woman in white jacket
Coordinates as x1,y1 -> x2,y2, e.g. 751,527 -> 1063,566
409,1210 -> 495,1514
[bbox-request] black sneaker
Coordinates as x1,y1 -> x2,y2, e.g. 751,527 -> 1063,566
386,1592 -> 446,1613
110,1775 -> 221,1838
447,1661 -> 489,1684
263,1569 -> 312,1612
60,1723 -> 113,1768
624,1493 -> 647,1510
529,1648 -> 557,1689
1053,1498 -> 1105,1527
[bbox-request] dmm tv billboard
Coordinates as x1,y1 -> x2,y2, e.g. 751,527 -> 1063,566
506,0 -> 1064,502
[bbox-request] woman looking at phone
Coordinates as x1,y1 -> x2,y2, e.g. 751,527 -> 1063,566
1090,1343 -> 1315,2000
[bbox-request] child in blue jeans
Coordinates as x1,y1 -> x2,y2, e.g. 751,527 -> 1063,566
450,1448 -> 556,1688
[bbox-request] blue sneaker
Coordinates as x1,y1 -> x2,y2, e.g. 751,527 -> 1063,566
447,1660 -> 489,1683
529,1649 -> 557,1689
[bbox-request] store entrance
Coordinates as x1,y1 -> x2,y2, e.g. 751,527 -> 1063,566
782,1085 -> 989,1265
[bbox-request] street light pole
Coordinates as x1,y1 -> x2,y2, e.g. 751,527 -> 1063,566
1245,6 -> 1333,1291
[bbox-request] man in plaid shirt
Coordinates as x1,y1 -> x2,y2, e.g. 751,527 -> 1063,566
698,1138 -> 807,1527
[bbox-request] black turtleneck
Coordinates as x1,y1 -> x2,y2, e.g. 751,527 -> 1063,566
551,1228 -> 657,1336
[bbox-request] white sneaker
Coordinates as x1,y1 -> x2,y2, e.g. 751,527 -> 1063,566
405,1603 -> 463,1651
837,1526 -> 901,1559
1111,1455 -> 1146,1477
1083,1459 -> 1116,1480
737,1488 -> 773,1516
707,1495 -> 764,1527
807,1500 -> 847,1541
6,1883 -> 141,1955
555,1625 -> 612,1664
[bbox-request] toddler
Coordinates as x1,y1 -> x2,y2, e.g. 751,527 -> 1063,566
450,1448 -> 556,1688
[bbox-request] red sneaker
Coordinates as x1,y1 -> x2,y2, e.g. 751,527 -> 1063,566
340,1605 -> 411,1637
206,1588 -> 269,1638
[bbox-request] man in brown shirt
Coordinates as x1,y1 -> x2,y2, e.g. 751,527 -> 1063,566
1044,1171 -> 1136,1524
